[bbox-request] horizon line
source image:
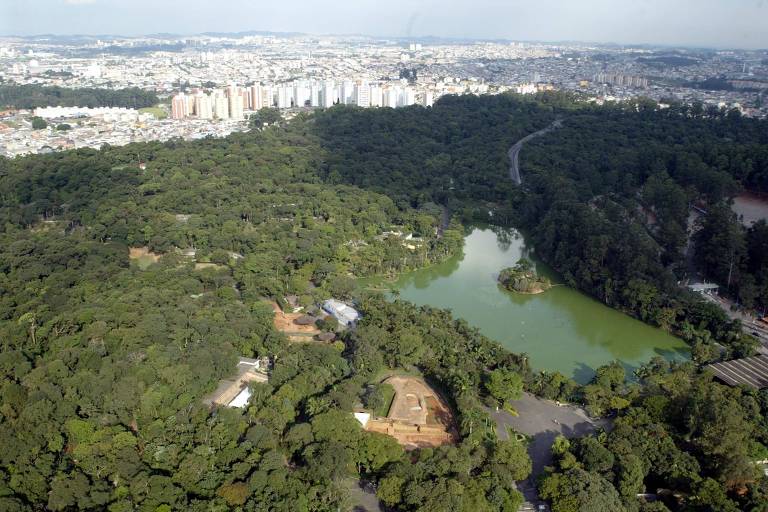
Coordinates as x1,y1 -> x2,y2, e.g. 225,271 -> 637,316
1,30 -> 766,53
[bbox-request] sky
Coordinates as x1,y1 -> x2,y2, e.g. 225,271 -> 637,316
2,0 -> 768,49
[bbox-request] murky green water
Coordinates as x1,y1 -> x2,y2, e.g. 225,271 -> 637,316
364,227 -> 689,383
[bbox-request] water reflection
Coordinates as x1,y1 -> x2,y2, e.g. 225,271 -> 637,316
364,227 -> 690,383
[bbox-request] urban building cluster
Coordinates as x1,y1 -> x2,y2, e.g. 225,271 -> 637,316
34,106 -> 153,121
593,72 -> 649,88
0,107 -> 245,158
0,32 -> 766,157
170,80 -> 437,120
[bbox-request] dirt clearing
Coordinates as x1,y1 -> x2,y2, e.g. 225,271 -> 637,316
364,376 -> 456,449
269,301 -> 324,342
129,247 -> 162,269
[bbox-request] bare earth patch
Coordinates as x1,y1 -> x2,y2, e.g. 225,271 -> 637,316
129,247 -> 162,269
365,376 -> 457,449
269,301 -> 323,342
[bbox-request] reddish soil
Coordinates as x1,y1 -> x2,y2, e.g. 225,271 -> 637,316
269,301 -> 323,341
365,376 -> 457,449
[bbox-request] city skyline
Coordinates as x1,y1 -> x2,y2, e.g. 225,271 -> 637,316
3,0 -> 768,50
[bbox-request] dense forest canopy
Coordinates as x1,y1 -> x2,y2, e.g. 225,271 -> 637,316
0,83 -> 160,110
0,92 -> 766,511
314,96 -> 768,360
540,357 -> 768,512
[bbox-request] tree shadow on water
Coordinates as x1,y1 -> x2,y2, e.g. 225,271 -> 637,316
571,362 -> 595,384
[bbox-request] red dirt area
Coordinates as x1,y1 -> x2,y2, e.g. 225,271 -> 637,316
128,246 -> 161,262
269,301 -> 323,342
365,376 -> 457,450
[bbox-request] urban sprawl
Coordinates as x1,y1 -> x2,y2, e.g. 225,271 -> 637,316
1,33 -> 767,157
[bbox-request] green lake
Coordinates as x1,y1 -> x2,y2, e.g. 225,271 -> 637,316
365,227 -> 690,383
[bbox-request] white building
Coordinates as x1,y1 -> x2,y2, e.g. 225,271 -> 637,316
277,86 -> 292,109
341,80 -> 355,105
383,87 -> 399,108
402,88 -> 416,106
194,92 -> 213,119
370,85 -> 383,107
84,63 -> 102,78
310,84 -> 321,107
322,80 -> 337,108
355,81 -> 370,107
294,83 -> 310,107
213,92 -> 229,119
322,299 -> 360,327
227,84 -> 243,121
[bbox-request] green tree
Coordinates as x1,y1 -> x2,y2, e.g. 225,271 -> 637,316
539,468 -> 627,512
31,117 -> 48,130
485,368 -> 523,406
249,107 -> 282,128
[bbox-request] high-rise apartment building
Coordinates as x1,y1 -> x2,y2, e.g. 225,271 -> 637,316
171,94 -> 188,119
370,85 -> 383,107
354,81 -> 370,107
341,81 -> 355,105
310,84 -> 321,107
225,84 -> 244,120
383,87 -> 399,108
213,91 -> 229,119
262,86 -> 274,108
249,85 -> 263,110
293,83 -> 310,107
321,81 -> 336,108
194,92 -> 213,119
402,88 -> 416,106
277,87 -> 293,109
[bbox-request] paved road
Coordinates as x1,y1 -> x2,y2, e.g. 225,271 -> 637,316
703,293 -> 768,355
685,207 -> 768,353
508,119 -> 562,185
342,478 -> 382,512
486,392 -> 611,509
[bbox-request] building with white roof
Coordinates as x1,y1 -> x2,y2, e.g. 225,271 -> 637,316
322,299 -> 360,327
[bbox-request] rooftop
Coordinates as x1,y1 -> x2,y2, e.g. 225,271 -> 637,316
322,299 -> 360,326
706,355 -> 768,389
202,356 -> 269,408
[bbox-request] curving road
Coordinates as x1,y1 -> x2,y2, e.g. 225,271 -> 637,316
508,119 -> 562,185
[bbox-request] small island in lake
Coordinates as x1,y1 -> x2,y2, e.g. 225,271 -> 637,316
498,258 -> 552,294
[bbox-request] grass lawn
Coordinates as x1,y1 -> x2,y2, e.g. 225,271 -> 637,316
374,383 -> 396,417
139,106 -> 168,119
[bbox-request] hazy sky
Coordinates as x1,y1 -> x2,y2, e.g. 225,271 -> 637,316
2,0 -> 767,49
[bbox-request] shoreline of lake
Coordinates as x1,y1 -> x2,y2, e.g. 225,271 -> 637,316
361,227 -> 690,383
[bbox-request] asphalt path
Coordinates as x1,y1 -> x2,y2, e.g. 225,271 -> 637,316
486,392 -> 612,509
508,119 -> 562,185
343,478 -> 382,512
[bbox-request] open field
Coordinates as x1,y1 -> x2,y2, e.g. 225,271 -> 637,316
269,301 -> 323,341
138,106 -> 168,119
129,246 -> 161,269
364,376 -> 456,449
